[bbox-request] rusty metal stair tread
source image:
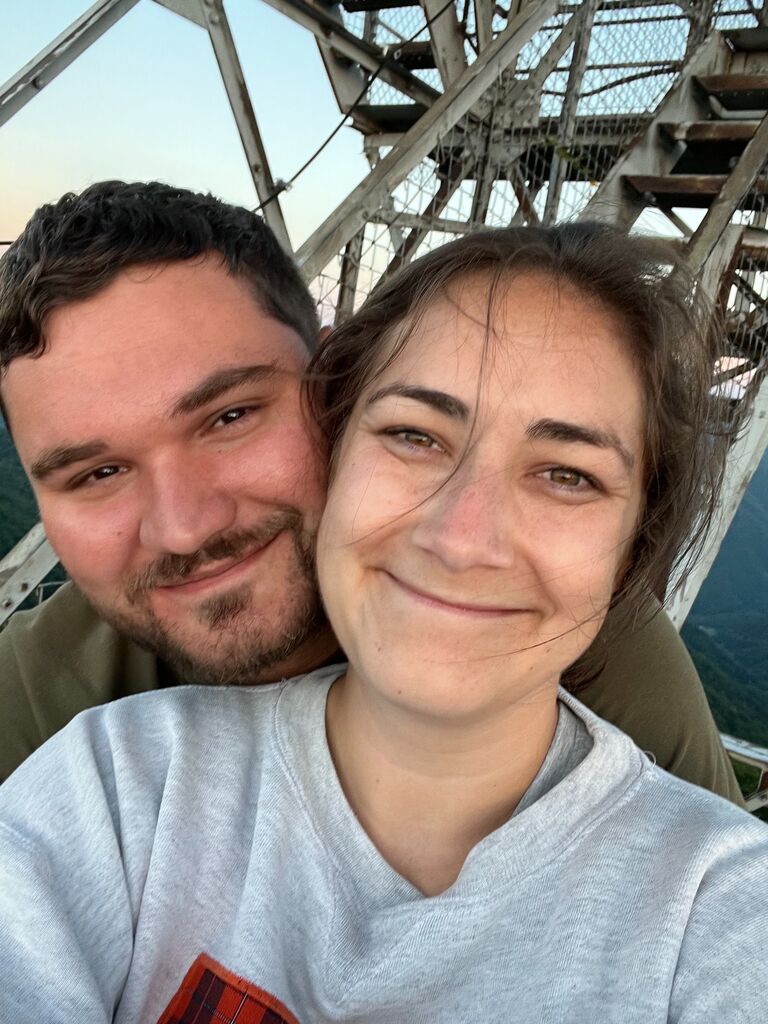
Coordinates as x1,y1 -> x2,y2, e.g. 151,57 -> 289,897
658,120 -> 759,143
694,74 -> 768,110
623,173 -> 768,209
387,41 -> 437,70
724,27 -> 768,52
342,0 -> 422,10
352,102 -> 428,133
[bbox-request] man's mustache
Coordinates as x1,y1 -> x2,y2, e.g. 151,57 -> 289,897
125,510 -> 305,601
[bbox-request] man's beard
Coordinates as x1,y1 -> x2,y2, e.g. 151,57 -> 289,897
87,510 -> 327,685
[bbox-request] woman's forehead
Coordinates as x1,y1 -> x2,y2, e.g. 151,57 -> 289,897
379,271 -> 639,387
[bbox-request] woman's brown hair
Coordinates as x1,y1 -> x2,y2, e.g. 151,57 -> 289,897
307,221 -> 744,686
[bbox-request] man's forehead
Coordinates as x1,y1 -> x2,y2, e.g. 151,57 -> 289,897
2,276 -> 310,465
5,260 -> 307,388
42,258 -> 304,350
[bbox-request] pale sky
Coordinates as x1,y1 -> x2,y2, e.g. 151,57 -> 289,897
0,0 -> 371,248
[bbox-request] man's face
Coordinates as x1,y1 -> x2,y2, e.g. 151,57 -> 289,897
2,257 -> 334,684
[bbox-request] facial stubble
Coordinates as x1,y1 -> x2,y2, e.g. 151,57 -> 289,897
86,512 -> 327,685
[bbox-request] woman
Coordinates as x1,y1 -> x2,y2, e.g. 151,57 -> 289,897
0,223 -> 765,1023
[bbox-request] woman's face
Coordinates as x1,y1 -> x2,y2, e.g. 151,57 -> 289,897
317,272 -> 646,720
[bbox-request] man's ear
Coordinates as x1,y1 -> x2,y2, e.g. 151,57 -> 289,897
317,324 -> 333,348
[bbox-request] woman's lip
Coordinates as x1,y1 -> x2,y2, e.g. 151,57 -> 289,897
385,572 -> 528,617
157,536 -> 279,596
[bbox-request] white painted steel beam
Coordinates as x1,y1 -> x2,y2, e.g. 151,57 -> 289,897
0,0 -> 140,128
297,0 -> 562,281
723,733 -> 768,773
370,210 -> 474,233
152,0 -> 207,28
202,0 -> 292,251
0,525 -> 59,627
722,733 -> 768,812
697,223 -> 744,308
420,0 -> 468,87
542,0 -> 598,224
475,0 -> 495,51
155,0 -> 292,247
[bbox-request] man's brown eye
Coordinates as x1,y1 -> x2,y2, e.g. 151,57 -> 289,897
219,408 -> 247,424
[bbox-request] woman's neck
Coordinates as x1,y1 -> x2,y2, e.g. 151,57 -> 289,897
325,671 -> 559,896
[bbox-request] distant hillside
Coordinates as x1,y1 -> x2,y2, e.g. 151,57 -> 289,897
0,421 -> 38,557
683,451 -> 768,745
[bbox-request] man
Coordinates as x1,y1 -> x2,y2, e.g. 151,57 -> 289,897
0,180 -> 743,804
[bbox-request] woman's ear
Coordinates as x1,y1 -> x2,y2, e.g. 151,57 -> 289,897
318,324 -> 333,348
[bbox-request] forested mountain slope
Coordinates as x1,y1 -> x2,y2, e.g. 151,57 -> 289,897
0,421 -> 37,557
683,451 -> 768,746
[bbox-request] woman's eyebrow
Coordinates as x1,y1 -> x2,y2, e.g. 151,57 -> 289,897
170,363 -> 280,418
365,384 -> 469,421
527,417 -> 635,472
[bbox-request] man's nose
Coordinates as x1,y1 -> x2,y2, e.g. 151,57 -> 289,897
138,462 -> 238,555
410,465 -> 518,574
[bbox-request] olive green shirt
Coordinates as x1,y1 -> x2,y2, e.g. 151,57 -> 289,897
0,582 -> 744,804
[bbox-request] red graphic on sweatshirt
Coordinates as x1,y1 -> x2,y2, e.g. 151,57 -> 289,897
157,953 -> 301,1024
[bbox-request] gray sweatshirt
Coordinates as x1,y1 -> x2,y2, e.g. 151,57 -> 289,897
0,664 -> 766,1023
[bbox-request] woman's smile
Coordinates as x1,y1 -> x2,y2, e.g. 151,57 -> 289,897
382,570 -> 533,618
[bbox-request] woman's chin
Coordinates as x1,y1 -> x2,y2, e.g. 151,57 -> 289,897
347,649 -> 560,725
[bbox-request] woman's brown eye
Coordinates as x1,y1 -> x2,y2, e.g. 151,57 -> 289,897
551,468 -> 582,487
402,431 -> 433,447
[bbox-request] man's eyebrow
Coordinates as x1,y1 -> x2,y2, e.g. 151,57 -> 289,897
170,363 -> 281,418
365,384 -> 469,421
526,418 -> 635,472
30,442 -> 109,481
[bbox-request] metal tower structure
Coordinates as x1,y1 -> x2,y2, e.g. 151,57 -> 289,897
1,0 -> 767,797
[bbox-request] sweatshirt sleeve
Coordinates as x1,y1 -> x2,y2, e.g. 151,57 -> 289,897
0,715 -> 135,1021
668,827 -> 768,1023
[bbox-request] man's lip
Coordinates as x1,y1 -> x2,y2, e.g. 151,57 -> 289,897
385,572 -> 529,617
155,536 -> 279,596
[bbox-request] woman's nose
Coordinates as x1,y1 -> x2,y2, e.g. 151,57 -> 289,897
410,466 -> 518,574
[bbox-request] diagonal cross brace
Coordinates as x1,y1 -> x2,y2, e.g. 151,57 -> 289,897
0,0 -> 141,128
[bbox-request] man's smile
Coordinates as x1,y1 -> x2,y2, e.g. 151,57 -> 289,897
155,534 -> 282,599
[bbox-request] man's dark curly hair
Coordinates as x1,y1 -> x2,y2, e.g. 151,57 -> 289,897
0,180 -> 318,420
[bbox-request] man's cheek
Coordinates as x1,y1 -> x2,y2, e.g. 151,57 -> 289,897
40,512 -> 127,595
